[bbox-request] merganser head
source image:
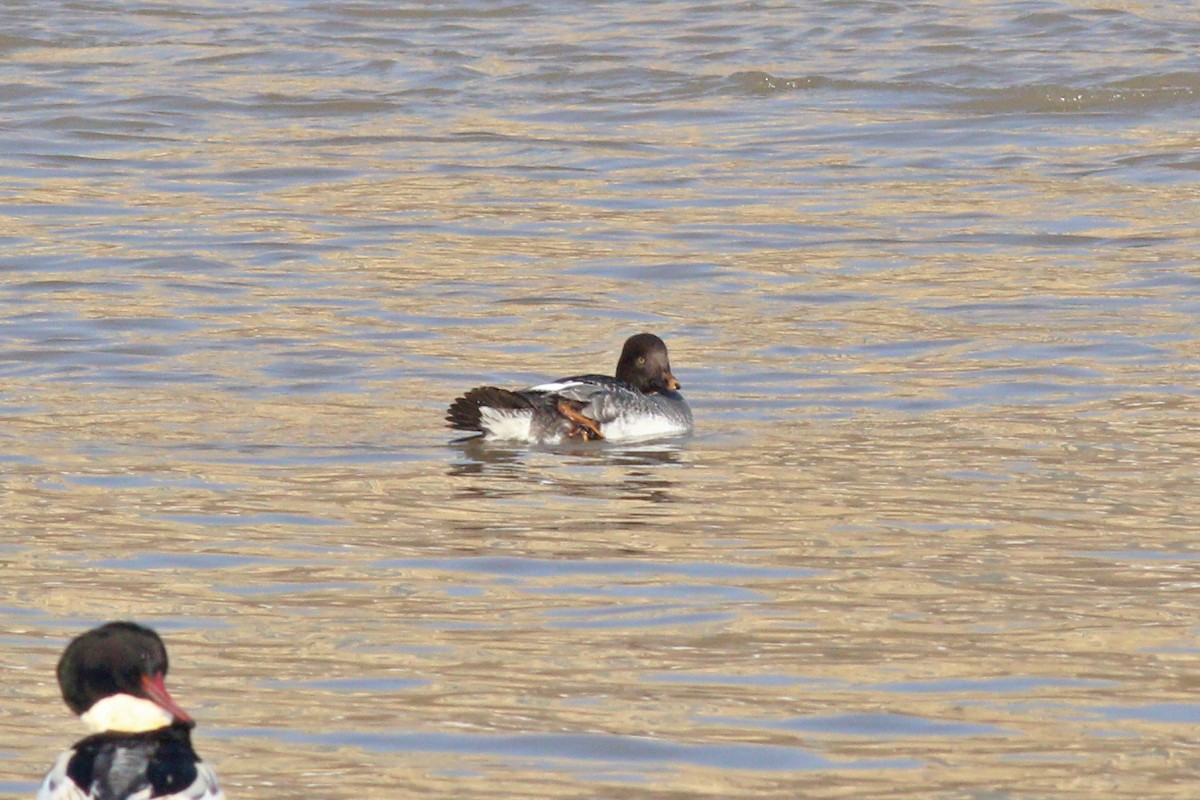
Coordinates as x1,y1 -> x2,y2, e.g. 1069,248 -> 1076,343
56,621 -> 193,733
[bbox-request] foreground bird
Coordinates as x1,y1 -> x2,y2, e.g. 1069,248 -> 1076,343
447,332 -> 693,444
38,621 -> 224,800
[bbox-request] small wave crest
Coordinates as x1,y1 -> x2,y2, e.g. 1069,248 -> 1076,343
727,70 -> 834,95
958,72 -> 1199,114
728,69 -> 1199,114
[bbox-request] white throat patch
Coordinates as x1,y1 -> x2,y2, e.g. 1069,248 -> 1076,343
80,693 -> 174,734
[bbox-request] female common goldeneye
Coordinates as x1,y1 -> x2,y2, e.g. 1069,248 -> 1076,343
38,621 -> 224,800
447,332 -> 693,444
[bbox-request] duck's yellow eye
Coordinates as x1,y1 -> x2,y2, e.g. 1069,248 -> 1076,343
636,357 -> 645,365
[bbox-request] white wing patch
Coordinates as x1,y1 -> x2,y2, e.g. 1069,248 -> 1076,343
37,750 -> 86,800
187,762 -> 225,800
526,380 -> 588,393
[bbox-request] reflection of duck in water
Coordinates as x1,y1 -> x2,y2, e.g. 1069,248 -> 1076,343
38,621 -> 225,800
447,333 -> 693,444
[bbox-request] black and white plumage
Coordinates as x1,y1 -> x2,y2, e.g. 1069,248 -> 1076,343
37,622 -> 225,800
447,333 -> 693,444
38,726 -> 223,800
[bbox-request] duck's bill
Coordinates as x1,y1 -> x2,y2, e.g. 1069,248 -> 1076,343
141,673 -> 194,724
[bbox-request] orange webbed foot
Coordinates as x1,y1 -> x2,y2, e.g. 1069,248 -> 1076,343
555,399 -> 605,441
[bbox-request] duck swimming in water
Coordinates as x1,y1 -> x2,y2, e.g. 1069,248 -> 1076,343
447,333 -> 693,444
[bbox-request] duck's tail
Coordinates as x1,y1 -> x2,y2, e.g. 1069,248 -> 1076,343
446,387 -> 534,432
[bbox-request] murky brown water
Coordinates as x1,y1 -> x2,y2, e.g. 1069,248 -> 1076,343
3,2 -> 1200,798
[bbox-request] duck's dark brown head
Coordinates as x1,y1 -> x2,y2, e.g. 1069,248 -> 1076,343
615,333 -> 681,394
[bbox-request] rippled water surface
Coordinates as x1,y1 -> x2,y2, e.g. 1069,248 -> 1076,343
3,2 -> 1200,798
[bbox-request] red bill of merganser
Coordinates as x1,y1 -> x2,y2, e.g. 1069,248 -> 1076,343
447,332 -> 694,444
37,621 -> 224,800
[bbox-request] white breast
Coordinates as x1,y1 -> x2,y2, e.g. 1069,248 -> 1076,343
600,413 -> 692,442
